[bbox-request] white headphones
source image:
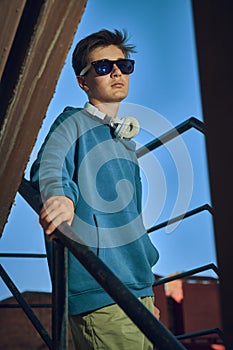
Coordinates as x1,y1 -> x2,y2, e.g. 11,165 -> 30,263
84,102 -> 140,140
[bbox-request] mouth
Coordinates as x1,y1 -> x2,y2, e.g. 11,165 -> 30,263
111,82 -> 124,88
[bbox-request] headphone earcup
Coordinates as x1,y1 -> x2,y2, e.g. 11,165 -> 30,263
114,117 -> 140,139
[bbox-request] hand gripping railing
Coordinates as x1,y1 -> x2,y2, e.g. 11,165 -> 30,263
18,177 -> 187,350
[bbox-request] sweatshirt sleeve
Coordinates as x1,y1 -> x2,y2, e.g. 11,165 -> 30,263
30,108 -> 80,207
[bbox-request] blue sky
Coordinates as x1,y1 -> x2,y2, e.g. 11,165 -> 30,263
0,0 -> 217,300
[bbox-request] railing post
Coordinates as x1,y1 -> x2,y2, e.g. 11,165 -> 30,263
52,241 -> 68,350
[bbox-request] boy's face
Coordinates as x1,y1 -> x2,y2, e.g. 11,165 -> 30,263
78,45 -> 130,109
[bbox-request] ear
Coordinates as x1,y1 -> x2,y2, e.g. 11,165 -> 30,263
77,76 -> 89,92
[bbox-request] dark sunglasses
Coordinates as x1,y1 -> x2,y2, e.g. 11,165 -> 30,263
80,59 -> 135,76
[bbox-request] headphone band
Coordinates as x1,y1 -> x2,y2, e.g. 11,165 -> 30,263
84,102 -> 140,140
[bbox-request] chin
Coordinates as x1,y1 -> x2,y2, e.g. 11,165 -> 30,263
114,92 -> 128,101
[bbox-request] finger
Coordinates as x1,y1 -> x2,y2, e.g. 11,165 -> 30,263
40,199 -> 65,226
39,216 -> 54,234
49,211 -> 73,229
40,205 -> 54,221
44,222 -> 57,235
42,211 -> 73,235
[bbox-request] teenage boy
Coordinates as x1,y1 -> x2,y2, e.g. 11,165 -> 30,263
31,29 -> 159,350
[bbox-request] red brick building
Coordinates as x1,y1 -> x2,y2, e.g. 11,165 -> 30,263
153,276 -> 224,349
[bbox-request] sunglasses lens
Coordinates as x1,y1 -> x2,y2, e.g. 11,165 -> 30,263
117,59 -> 134,74
92,59 -> 135,76
94,61 -> 112,75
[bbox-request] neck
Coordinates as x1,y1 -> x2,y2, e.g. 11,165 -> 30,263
89,100 -> 120,118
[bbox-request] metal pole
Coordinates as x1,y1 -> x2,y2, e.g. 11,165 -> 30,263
52,241 -> 68,350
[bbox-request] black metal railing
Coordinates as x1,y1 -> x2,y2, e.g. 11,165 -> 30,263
136,117 -> 204,158
153,263 -> 219,286
177,327 -> 225,343
147,204 -> 212,233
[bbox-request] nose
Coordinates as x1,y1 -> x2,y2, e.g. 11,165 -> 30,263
110,63 -> 122,77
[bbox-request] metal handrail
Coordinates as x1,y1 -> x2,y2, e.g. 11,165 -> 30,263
136,117 -> 204,158
0,303 -> 51,308
147,203 -> 212,234
153,263 -> 219,287
0,253 -> 47,258
177,327 -> 226,343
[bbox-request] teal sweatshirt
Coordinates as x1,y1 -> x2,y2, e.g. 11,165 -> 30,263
30,105 -> 159,315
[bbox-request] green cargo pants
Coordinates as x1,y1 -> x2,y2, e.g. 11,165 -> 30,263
69,296 -> 155,350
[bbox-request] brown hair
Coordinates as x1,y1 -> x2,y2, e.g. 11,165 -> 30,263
72,29 -> 136,76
